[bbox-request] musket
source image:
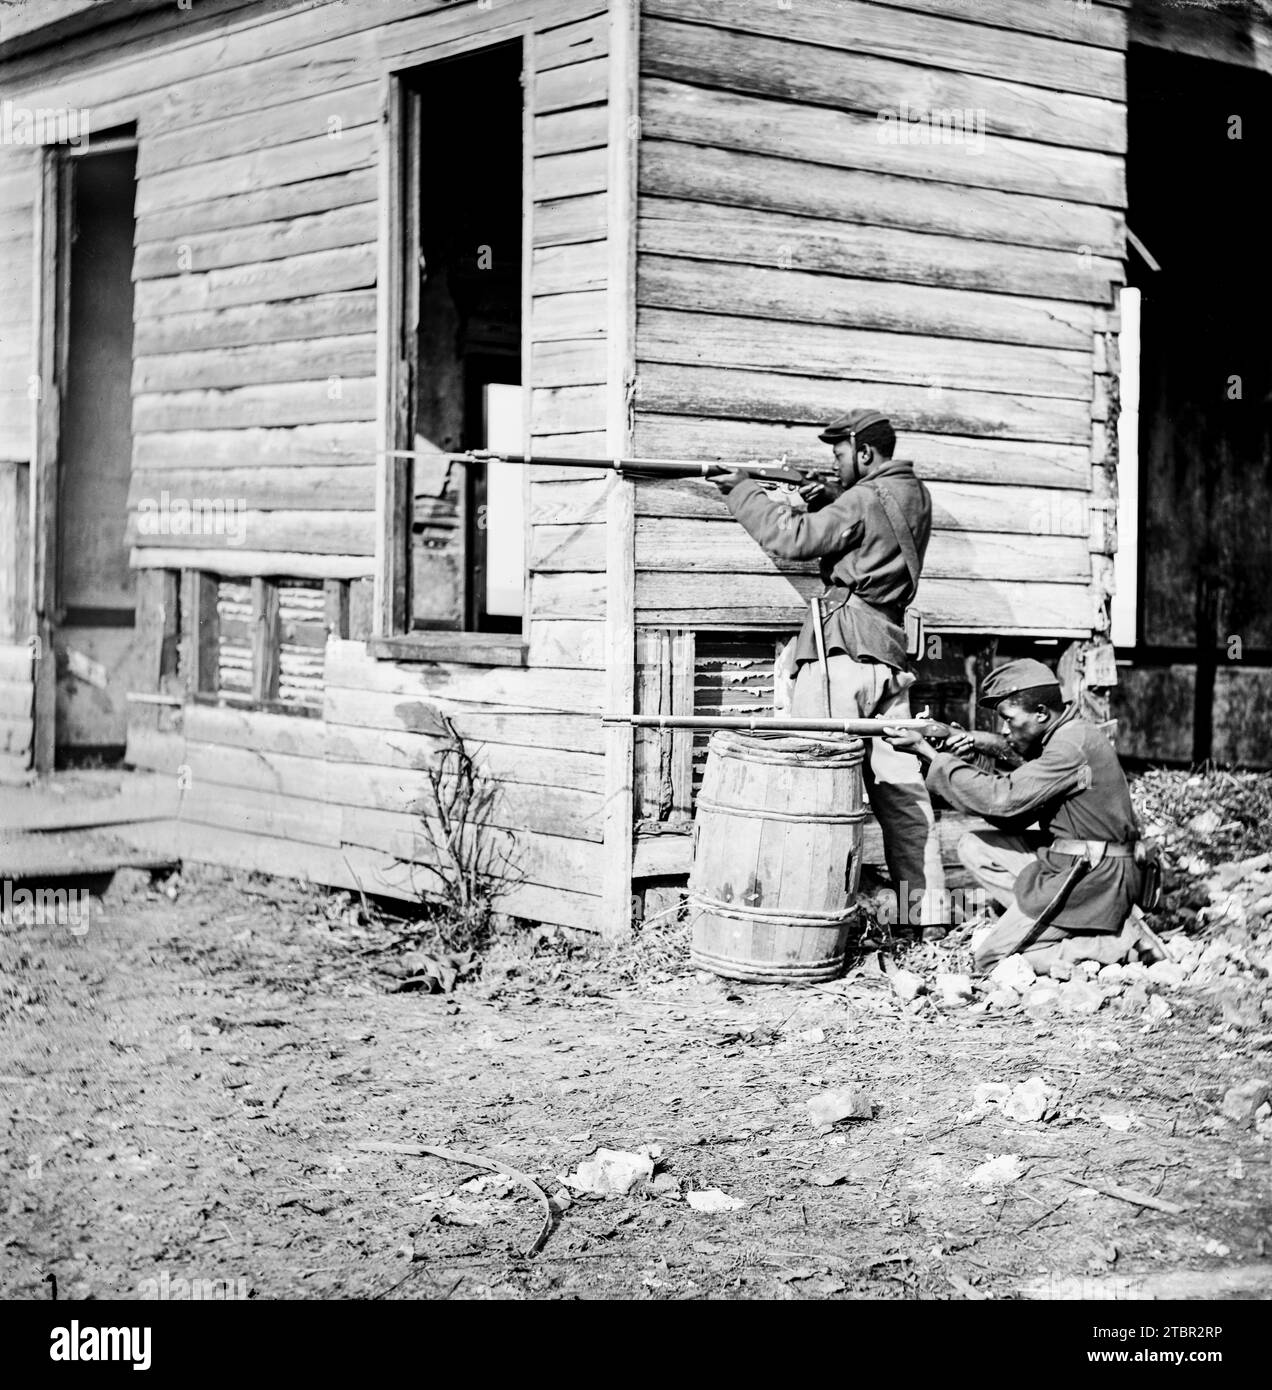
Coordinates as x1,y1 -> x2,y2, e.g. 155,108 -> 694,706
383,448 -> 837,488
602,713 -> 958,739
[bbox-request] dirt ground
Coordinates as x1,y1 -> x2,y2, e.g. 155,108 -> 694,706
1,863 -> 1270,1303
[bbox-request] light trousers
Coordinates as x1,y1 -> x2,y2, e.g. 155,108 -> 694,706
959,829 -> 1137,973
793,654 -> 946,925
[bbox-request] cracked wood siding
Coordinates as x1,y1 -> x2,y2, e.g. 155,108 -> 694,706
632,0 -> 1129,636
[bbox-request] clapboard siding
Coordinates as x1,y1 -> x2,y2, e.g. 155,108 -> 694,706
639,257 -> 1095,351
633,0 -> 1128,635
643,17 -> 1124,153
641,80 -> 1123,206
639,143 -> 1123,258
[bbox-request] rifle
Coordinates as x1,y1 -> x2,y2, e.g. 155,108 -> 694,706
383,448 -> 838,489
603,713 -> 957,739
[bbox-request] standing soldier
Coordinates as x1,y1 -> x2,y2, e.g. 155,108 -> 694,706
713,409 -> 946,929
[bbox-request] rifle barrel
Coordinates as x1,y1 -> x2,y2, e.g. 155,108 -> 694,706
379,449 -> 832,481
603,714 -> 944,736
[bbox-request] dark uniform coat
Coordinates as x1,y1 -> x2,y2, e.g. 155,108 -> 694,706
925,705 -> 1143,931
724,458 -> 931,671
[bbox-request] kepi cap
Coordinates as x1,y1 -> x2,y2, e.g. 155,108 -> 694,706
819,408 -> 890,445
980,658 -> 1061,708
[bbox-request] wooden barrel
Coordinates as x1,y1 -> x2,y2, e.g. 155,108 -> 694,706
687,731 -> 865,983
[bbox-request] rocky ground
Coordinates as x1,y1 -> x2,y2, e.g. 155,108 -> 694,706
1,770 -> 1270,1303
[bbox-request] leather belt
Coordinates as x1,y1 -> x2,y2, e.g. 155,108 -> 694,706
1050,838 -> 1134,859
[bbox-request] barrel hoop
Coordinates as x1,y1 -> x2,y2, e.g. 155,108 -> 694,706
687,892 -> 858,926
690,946 -> 847,983
695,797 -> 866,825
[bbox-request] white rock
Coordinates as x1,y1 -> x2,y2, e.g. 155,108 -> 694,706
1143,994 -> 1172,1025
686,1187 -> 745,1213
806,1087 -> 873,1127
990,955 -> 1036,994
1221,1079 -> 1271,1125
1148,960 -> 1188,988
937,972 -> 975,1005
1048,960 -> 1074,982
973,1082 -> 1012,1108
1002,1076 -> 1059,1124
966,1153 -> 1025,1188
889,969 -> 926,1002
564,1147 -> 656,1195
1058,979 -> 1105,1016
1098,964 -> 1126,984
1100,1113 -> 1133,1132
1025,983 -> 1061,1012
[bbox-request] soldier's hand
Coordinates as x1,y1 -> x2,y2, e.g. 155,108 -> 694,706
798,479 -> 841,511
942,723 -> 978,757
712,468 -> 749,494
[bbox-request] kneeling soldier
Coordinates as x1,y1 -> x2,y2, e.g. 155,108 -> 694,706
883,658 -> 1146,973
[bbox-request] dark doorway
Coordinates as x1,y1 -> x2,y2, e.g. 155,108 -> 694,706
403,41 -> 525,634
1127,46 -> 1272,762
54,142 -> 140,763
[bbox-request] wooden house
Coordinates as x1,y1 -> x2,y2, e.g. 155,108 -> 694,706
1,0 -> 1268,938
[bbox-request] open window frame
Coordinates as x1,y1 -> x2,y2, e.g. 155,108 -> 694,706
371,32 -> 534,668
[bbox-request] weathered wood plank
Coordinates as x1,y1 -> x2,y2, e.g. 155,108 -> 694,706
134,245 -> 377,319
131,335 -> 377,394
631,416 -> 1091,490
133,170 -> 378,246
639,200 -> 1121,305
643,0 -> 1126,101
129,465 -> 374,513
132,292 -> 378,356
132,548 -> 373,580
636,365 -> 1092,444
641,80 -> 1124,206
530,478 -> 608,525
133,205 -> 375,280
532,289 -> 608,341
638,255 -> 1096,351
184,741 -> 604,841
540,517 -> 1091,583
133,422 -> 374,470
638,141 -> 1124,258
0,643 -> 34,684
537,56 -> 608,112
137,84 -> 381,179
634,479 -> 1093,537
639,309 -> 1093,401
182,780 -> 343,846
863,0 -> 1127,50
535,104 -> 609,157
526,617 -> 605,669
537,11 -> 609,69
323,685 -> 605,754
324,722 -> 604,793
530,571 -> 606,620
324,638 -> 604,710
0,716 -> 33,756
644,16 -> 1124,154
339,804 -> 605,902
133,379 -> 377,433
534,384 -> 609,435
534,193 -> 607,247
130,508 -> 375,555
636,572 -> 1092,634
532,338 -> 609,388
533,240 -> 608,297
535,146 -> 607,202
